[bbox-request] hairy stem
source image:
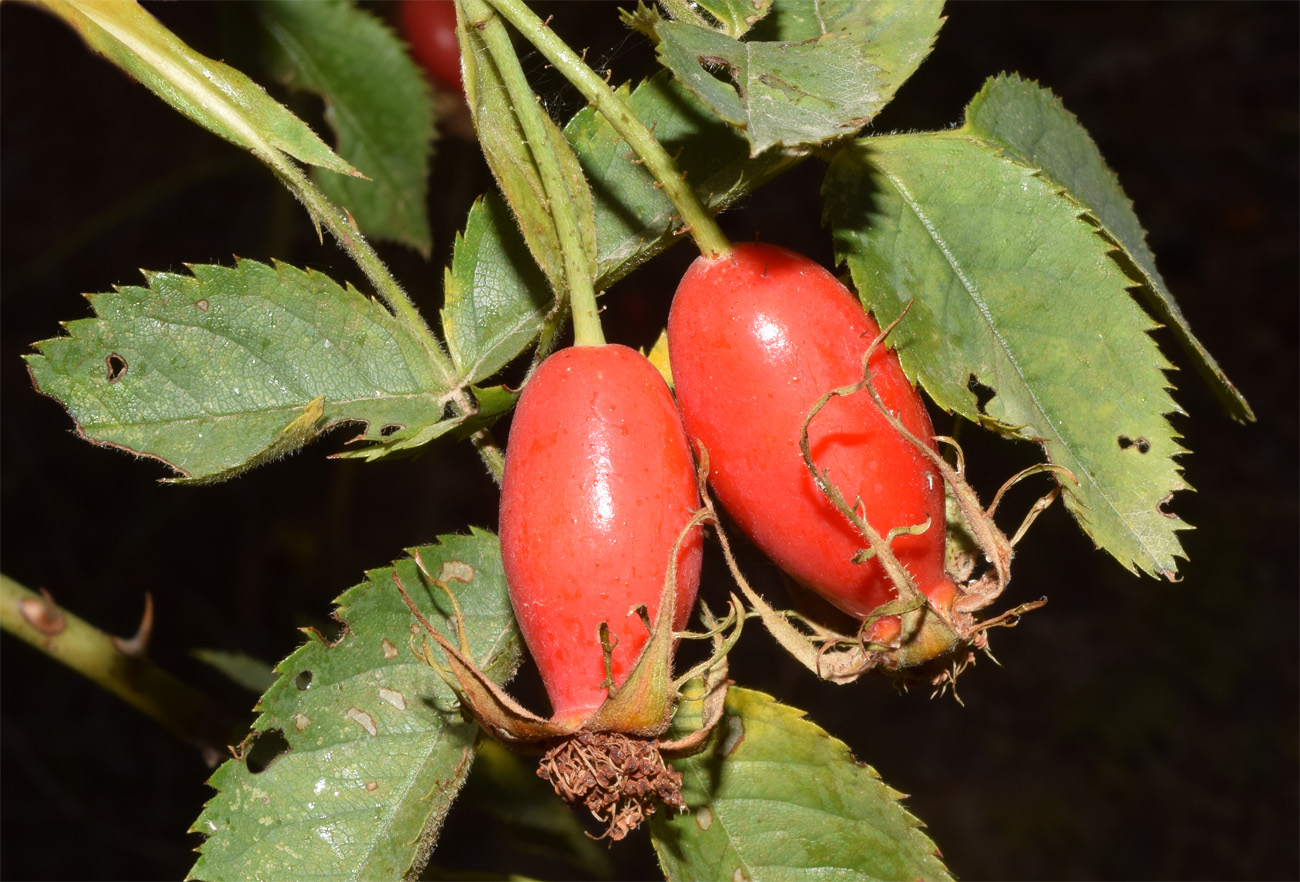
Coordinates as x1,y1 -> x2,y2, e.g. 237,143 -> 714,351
0,574 -> 228,765
484,0 -> 732,259
461,0 -> 605,346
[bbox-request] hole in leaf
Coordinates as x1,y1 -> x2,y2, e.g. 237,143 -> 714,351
295,670 -> 313,691
378,423 -> 404,438
105,353 -> 128,382
244,728 -> 291,774
1118,436 -> 1151,454
697,54 -> 744,100
967,374 -> 996,414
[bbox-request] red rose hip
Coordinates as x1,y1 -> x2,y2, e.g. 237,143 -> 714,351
499,344 -> 703,730
667,242 -> 954,622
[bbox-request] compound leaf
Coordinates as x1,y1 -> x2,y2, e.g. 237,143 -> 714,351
258,0 -> 435,254
25,260 -> 456,482
189,531 -> 520,882
962,73 -> 1252,422
653,0 -> 944,155
652,687 -> 951,882
825,134 -> 1191,579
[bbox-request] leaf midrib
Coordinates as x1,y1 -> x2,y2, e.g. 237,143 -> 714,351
873,154 -> 1158,567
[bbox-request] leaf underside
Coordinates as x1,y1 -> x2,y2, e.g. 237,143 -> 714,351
651,687 -> 952,882
962,73 -> 1252,422
25,259 -> 455,482
654,0 -> 945,155
257,0 -> 436,254
825,133 -> 1191,578
188,531 -> 521,882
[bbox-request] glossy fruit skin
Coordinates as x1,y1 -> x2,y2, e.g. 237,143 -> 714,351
499,345 -> 703,729
667,242 -> 952,621
399,0 -> 463,94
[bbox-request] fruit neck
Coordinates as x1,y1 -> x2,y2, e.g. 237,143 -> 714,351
570,287 -> 606,347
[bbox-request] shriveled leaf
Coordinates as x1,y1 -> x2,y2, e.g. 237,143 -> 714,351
963,73 -> 1253,422
654,0 -> 944,154
442,194 -> 552,385
651,687 -> 951,882
257,0 -> 435,254
188,531 -> 520,882
33,0 -> 357,234
825,134 -> 1191,578
25,260 -> 456,482
458,3 -> 597,298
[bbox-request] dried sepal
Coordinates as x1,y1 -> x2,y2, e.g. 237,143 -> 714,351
393,509 -> 741,839
718,305 -> 1067,690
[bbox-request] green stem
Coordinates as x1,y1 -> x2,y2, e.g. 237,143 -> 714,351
0,574 -> 229,765
278,162 -> 454,367
287,164 -> 512,477
484,0 -> 732,260
461,0 -> 605,346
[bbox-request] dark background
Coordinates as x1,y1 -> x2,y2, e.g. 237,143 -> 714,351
2,2 -> 1296,880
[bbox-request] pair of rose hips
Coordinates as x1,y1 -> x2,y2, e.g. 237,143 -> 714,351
499,242 -> 955,729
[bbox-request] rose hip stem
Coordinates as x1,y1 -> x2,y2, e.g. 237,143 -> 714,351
479,0 -> 733,261
460,0 -> 605,346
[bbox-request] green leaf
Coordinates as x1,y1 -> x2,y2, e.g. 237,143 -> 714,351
653,0 -> 944,154
36,0 -> 356,178
573,72 -> 802,283
442,194 -> 552,385
440,70 -> 804,375
25,260 -> 456,482
691,0 -> 775,38
824,134 -> 1191,578
651,687 -> 951,882
458,3 -> 598,298
189,531 -> 520,882
962,73 -> 1253,423
257,0 -> 436,254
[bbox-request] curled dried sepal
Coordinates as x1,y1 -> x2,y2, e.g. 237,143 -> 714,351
393,522 -> 740,834
393,561 -> 570,746
718,306 -> 1069,690
537,731 -> 684,841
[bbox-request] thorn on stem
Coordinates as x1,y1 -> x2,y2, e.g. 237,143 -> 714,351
19,588 -> 64,636
111,592 -> 154,659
